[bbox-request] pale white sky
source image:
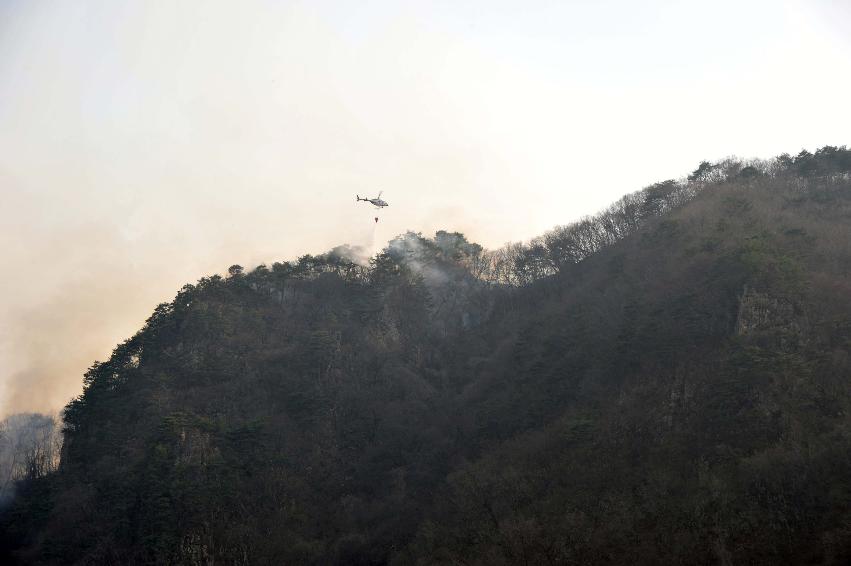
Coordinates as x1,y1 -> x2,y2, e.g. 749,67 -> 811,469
1,0 -> 850,416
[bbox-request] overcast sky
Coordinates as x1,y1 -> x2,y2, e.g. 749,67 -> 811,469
1,0 -> 850,417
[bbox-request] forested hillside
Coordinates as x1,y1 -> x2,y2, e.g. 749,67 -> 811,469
2,147 -> 851,565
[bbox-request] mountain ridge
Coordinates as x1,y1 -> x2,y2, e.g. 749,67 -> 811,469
2,146 -> 851,565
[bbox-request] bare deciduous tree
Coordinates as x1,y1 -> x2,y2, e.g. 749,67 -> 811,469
0,413 -> 62,503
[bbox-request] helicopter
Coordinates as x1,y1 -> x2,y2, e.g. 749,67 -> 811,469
356,191 -> 389,208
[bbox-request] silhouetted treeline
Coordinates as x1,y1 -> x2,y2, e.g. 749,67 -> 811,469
2,146 -> 851,565
478,145 -> 851,286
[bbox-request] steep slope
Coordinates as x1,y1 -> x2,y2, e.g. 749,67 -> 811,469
407,170 -> 851,565
3,148 -> 851,565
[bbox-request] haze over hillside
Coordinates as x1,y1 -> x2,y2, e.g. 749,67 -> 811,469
3,148 -> 851,564
4,2 -> 851,564
3,0 -> 851,419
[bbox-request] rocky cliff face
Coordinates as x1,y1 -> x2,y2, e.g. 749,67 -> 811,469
736,285 -> 808,350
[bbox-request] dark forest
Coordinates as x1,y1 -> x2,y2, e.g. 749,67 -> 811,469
3,147 -> 851,565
